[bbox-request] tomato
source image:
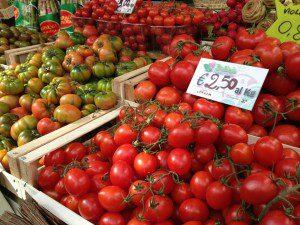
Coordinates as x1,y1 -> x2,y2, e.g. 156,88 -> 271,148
285,52 -> 300,81
171,183 -> 193,205
167,148 -> 191,176
182,93 -> 198,106
230,49 -> 263,67
206,181 -> 233,210
94,91 -> 117,110
37,118 -> 61,136
248,124 -> 267,137
86,161 -> 110,177
270,125 -> 300,148
98,186 -> 127,212
144,195 -> 174,222
225,204 -> 251,224
83,24 -> 98,37
235,28 -> 266,50
240,172 -> 277,205
194,120 -> 220,146
99,132 -> 117,158
10,107 -> 28,119
193,98 -> 224,119
90,173 -> 111,192
60,94 -> 82,108
155,86 -> 181,107
170,61 -> 195,91
283,148 -> 300,160
127,218 -> 151,225
230,143 -> 253,165
61,195 -> 79,213
260,210 -> 295,225
254,136 -> 283,167
44,149 -> 66,166
220,124 -> 248,146
254,43 -> 283,71
194,144 -> 215,165
167,122 -> 194,149
10,115 -> 38,140
280,41 -> 300,60
134,81 -> 157,103
164,112 -> 184,130
128,180 -> 151,207
112,144 -> 138,165
140,126 -> 161,146
64,168 -> 91,196
17,129 -> 40,146
184,51 -> 212,68
134,152 -> 158,178
275,158 -> 299,178
78,193 -> 103,221
38,166 -> 60,189
110,161 -> 134,189
211,36 -> 235,60
114,124 -> 137,146
190,171 -> 213,200
285,90 -> 300,122
65,142 -> 87,163
148,61 -> 170,87
182,222 -> 202,225
44,189 -> 62,201
253,94 -> 284,127
263,71 -> 298,96
99,212 -> 125,225
179,198 -> 209,222
224,106 -> 253,131
151,170 -> 175,195
211,158 -> 233,180
169,34 -> 197,58
31,99 -> 54,120
0,76 -> 24,95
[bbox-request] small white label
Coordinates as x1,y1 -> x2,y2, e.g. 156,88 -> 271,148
186,58 -> 269,110
115,0 -> 137,14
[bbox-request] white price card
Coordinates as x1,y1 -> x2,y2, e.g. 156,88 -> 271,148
115,0 -> 137,14
186,58 -> 269,110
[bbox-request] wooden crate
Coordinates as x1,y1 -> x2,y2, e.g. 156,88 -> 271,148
112,57 -> 171,98
4,42 -> 54,65
7,101 -> 123,179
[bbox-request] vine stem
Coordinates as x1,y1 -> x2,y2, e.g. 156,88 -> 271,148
258,183 -> 300,221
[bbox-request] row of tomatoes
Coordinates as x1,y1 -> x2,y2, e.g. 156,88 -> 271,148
37,100 -> 299,225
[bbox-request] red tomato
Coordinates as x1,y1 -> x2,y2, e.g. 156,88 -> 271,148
194,144 -> 215,164
85,161 -> 110,177
127,218 -> 151,225
220,124 -> 248,146
90,173 -> 111,192
224,106 -> 253,131
254,136 -> 283,167
285,52 -> 300,81
190,171 -> 213,200
83,24 -> 99,37
144,195 -> 174,222
285,90 -> 300,122
140,126 -> 161,146
78,193 -> 103,221
134,81 -> 157,103
169,34 -> 197,58
193,98 -> 224,120
170,61 -> 195,91
99,212 -> 125,225
275,158 -> 299,178
99,132 -> 117,158
44,149 -> 66,166
167,122 -> 194,148
283,148 -> 300,160
128,180 -> 151,207
156,150 -> 169,169
155,86 -> 181,107
62,195 -> 79,213
98,186 -> 127,212
184,51 -> 212,68
247,124 -> 267,137
164,112 -> 184,130
182,93 -> 198,106
54,179 -> 66,195
270,125 -> 300,147
211,158 -> 233,180
64,168 -> 91,196
253,94 -> 284,127
151,170 -> 175,194
230,143 -> 253,165
110,160 -> 134,189
171,183 -> 193,205
148,61 -> 171,87
112,144 -> 138,165
114,124 -> 137,146
225,204 -> 251,224
230,49 -> 263,67
260,210 -> 295,225
194,120 -> 220,146
206,181 -> 233,210
37,118 -> 61,135
280,41 -> 300,60
254,43 -> 283,71
134,152 -> 158,178
235,28 -> 266,50
65,142 -> 87,163
167,148 -> 191,176
240,172 -> 278,205
38,166 -> 60,189
211,36 -> 235,60
179,198 -> 209,222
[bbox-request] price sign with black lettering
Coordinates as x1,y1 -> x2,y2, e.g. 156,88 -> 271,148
266,0 -> 300,43
115,0 -> 137,14
186,59 -> 269,110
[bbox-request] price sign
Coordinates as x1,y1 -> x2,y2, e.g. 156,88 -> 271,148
115,0 -> 137,14
186,59 -> 269,110
266,0 -> 300,43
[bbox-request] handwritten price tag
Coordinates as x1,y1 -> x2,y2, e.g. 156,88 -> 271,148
115,0 -> 137,14
266,0 -> 300,43
187,59 -> 269,110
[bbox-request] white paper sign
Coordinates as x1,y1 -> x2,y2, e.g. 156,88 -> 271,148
115,0 -> 137,14
187,58 -> 269,110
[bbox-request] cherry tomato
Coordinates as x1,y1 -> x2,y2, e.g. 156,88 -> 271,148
64,168 -> 91,196
134,152 -> 158,178
167,148 -> 191,176
220,124 -> 248,146
179,198 -> 209,222
224,106 -> 253,131
155,86 -> 181,107
99,212 -> 125,225
148,61 -> 171,87
78,193 -> 103,221
112,144 -> 138,165
114,124 -> 137,146
193,98 -> 224,119
128,180 -> 151,207
98,186 -> 127,212
211,36 -> 235,60
144,195 -> 174,222
110,160 -> 134,189
38,166 -> 60,189
230,143 -> 253,165
206,181 -> 233,210
167,122 -> 194,149
270,125 -> 300,148
285,52 -> 300,81
194,144 -> 216,164
194,120 -> 220,146
190,171 -> 213,200
170,61 -> 195,91
171,183 -> 193,205
260,210 -> 295,225
134,81 -> 157,103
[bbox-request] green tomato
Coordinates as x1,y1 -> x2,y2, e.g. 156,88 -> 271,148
92,62 -> 115,78
38,60 -> 64,83
94,91 -> 117,110
81,104 -> 97,117
17,129 -> 40,146
18,65 -> 38,83
97,79 -> 112,92
70,65 -> 92,83
69,32 -> 86,45
116,61 -> 137,76
0,76 -> 24,95
42,47 -> 65,63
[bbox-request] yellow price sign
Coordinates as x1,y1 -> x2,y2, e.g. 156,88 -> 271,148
266,0 -> 300,43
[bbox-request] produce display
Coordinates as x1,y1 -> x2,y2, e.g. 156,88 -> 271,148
37,100 -> 299,224
0,23 -> 53,64
0,30 -> 155,170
